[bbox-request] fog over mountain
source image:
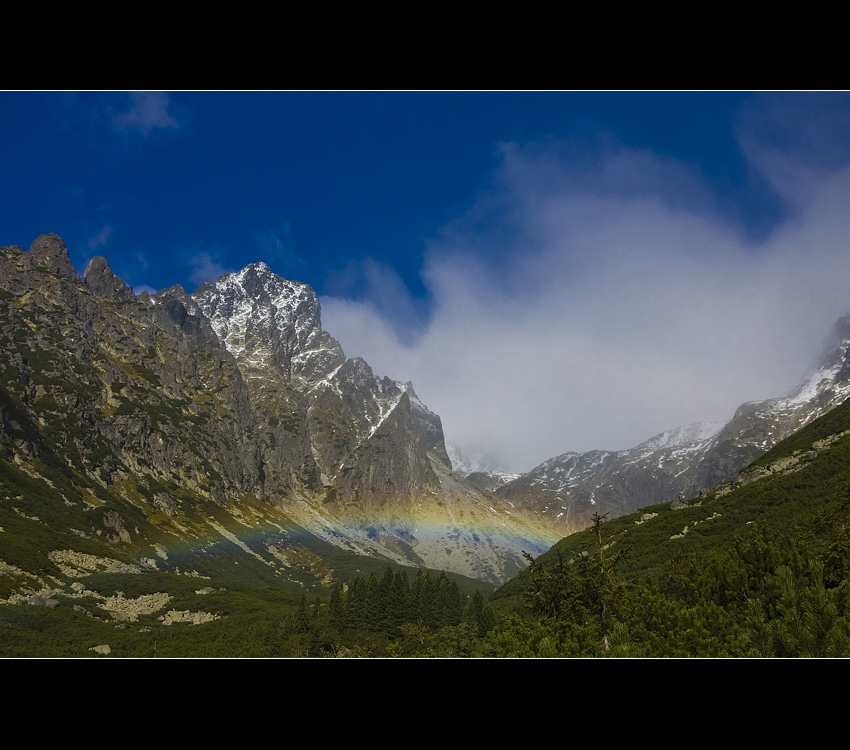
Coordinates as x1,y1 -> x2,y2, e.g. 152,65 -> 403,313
322,135 -> 850,472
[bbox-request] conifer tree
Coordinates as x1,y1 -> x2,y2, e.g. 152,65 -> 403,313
329,583 -> 346,631
524,512 -> 625,653
363,572 -> 382,631
463,589 -> 496,637
347,575 -> 366,630
387,570 -> 411,636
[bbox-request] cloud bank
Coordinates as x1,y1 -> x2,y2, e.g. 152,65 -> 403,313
320,109 -> 850,473
112,92 -> 180,137
188,252 -> 232,287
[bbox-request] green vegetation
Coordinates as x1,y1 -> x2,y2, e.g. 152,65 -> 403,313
480,397 -> 850,657
0,574 -> 324,658
0,443 -> 496,656
324,567 -> 493,656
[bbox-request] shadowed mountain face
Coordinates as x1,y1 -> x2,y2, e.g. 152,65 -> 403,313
0,235 -> 557,586
495,317 -> 850,535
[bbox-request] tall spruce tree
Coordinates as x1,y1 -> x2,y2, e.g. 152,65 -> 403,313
524,512 -> 625,653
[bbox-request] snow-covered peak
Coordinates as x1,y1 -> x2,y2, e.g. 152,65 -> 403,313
192,263 -> 344,382
729,320 -> 850,429
632,421 -> 726,458
774,334 -> 850,411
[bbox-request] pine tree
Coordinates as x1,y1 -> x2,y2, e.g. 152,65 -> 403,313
329,583 -> 346,631
462,589 -> 495,637
524,512 -> 625,653
746,562 -> 850,657
362,571 -> 382,631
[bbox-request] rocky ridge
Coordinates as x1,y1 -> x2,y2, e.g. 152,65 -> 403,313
493,317 -> 850,534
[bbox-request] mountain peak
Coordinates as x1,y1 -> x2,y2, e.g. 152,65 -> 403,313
193,261 -> 341,380
28,233 -> 76,279
243,260 -> 273,275
84,256 -> 134,300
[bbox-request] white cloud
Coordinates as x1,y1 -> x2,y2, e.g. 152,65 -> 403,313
188,252 -> 231,287
322,131 -> 850,473
324,258 -> 427,345
112,92 -> 180,136
87,225 -> 112,250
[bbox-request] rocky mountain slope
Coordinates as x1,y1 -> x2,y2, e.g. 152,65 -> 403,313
495,315 -> 850,534
0,235 -> 557,587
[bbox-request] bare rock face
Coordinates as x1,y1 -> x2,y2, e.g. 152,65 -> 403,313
84,256 -> 135,301
193,263 -> 346,384
27,233 -> 77,279
0,237 -> 264,504
328,390 -> 441,509
191,263 -> 453,508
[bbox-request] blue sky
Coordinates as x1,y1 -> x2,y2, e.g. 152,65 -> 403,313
4,91 -> 850,471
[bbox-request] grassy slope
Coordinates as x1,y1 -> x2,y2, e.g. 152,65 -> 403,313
0,449 -> 492,657
493,396 -> 850,606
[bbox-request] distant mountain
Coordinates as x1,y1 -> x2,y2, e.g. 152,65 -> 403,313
493,315 -> 850,535
447,446 -> 522,493
0,235 -> 557,589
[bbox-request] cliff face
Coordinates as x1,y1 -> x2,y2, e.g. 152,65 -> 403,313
190,260 -> 448,509
0,235 -> 556,585
1,234 -> 262,507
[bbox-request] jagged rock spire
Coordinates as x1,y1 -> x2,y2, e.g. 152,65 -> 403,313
28,233 -> 77,279
84,256 -> 135,300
